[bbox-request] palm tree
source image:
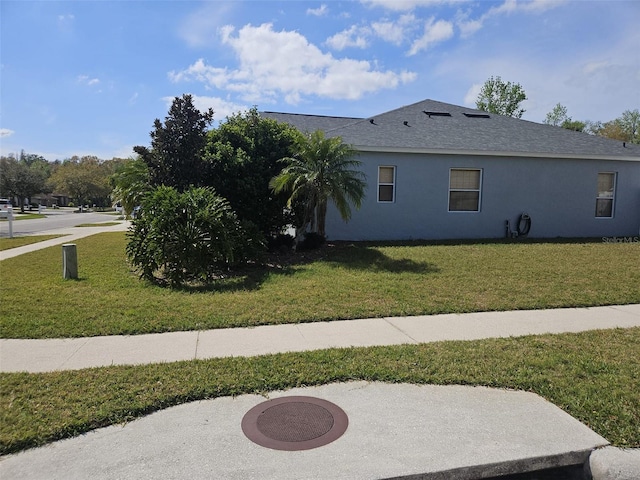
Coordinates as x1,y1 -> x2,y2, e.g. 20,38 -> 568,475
270,130 -> 367,239
110,158 -> 151,217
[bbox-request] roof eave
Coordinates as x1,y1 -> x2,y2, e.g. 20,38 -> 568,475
354,145 -> 640,162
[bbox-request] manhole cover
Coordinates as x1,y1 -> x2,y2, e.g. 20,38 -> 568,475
241,396 -> 348,451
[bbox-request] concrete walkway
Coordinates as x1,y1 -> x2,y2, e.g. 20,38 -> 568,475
2,304 -> 640,373
2,225 -> 639,478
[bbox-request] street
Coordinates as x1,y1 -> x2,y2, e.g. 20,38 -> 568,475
0,208 -> 121,237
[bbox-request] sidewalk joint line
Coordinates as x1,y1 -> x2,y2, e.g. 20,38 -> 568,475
383,317 -> 420,344
194,331 -> 201,360
58,338 -> 92,370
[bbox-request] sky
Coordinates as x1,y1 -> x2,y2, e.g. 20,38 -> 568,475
1,0 -> 639,162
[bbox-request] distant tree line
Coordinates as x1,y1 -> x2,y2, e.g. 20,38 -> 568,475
543,103 -> 639,143
474,76 -> 639,144
0,151 -> 125,212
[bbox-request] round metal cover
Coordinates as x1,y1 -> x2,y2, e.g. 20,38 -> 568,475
241,396 -> 348,451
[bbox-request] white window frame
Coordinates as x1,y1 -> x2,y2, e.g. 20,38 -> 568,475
448,168 -> 482,212
595,172 -> 616,218
378,166 -> 396,203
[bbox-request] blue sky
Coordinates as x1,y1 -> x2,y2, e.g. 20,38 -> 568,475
1,0 -> 639,161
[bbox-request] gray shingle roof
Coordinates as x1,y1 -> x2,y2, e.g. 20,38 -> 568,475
261,111 -> 362,133
262,99 -> 639,160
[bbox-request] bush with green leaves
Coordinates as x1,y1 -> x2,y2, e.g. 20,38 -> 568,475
126,186 -> 264,287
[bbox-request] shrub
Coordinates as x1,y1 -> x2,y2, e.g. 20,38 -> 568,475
126,186 -> 265,287
267,233 -> 295,252
298,232 -> 325,250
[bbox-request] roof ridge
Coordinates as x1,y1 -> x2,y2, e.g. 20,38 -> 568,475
261,111 -> 362,120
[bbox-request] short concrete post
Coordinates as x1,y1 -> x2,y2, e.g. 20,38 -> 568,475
62,244 -> 78,279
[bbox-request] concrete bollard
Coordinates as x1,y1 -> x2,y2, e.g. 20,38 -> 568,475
62,244 -> 78,279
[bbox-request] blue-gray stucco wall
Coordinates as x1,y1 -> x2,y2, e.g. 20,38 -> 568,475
325,152 -> 640,241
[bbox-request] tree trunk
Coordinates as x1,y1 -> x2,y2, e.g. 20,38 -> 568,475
317,200 -> 327,238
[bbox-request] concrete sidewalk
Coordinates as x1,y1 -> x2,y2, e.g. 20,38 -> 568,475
2,304 -> 640,373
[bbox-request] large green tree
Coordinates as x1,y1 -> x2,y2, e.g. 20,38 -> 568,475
270,130 -> 367,239
543,104 -> 585,132
0,155 -> 49,212
19,150 -> 52,178
203,108 -> 302,236
49,156 -> 111,211
616,109 -> 640,144
476,76 -> 527,118
584,110 -> 640,144
544,103 -> 569,127
134,94 -> 214,192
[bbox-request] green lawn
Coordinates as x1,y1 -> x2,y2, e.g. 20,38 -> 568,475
75,222 -> 122,227
0,235 -> 66,251
1,232 -> 638,338
0,213 -> 46,221
0,232 -> 640,453
1,232 -> 639,455
1,328 -> 638,454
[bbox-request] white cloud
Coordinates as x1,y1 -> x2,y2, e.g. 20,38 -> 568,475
307,4 -> 329,17
169,59 -> 231,88
327,14 -> 420,51
57,13 -> 75,34
457,0 -> 565,38
170,23 -> 416,104
77,75 -> 100,86
407,17 -> 453,55
362,0 -> 562,12
361,0 -> 460,11
489,0 -> 564,16
582,60 -> 613,76
177,3 -> 235,47
371,14 -> 417,45
1,128 -> 15,137
455,12 -> 483,38
463,83 -> 482,107
326,25 -> 370,50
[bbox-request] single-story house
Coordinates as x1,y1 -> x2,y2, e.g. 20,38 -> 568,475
262,99 -> 640,241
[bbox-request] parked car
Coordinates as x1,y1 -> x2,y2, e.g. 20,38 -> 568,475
0,198 -> 13,215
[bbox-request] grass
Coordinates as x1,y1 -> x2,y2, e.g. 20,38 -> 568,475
1,327 -> 639,454
1,233 -> 638,338
0,213 -> 46,221
0,235 -> 66,251
1,234 -> 638,455
75,222 -> 122,227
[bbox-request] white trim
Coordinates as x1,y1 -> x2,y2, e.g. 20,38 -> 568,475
377,165 -> 396,203
355,146 -> 640,162
595,172 -> 617,218
448,168 -> 482,212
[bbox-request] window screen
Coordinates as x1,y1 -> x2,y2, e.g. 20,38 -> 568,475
378,166 -> 395,202
449,169 -> 481,212
595,172 -> 616,218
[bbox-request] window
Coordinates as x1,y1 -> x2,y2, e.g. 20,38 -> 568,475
595,172 -> 616,218
449,169 -> 481,212
378,166 -> 395,202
